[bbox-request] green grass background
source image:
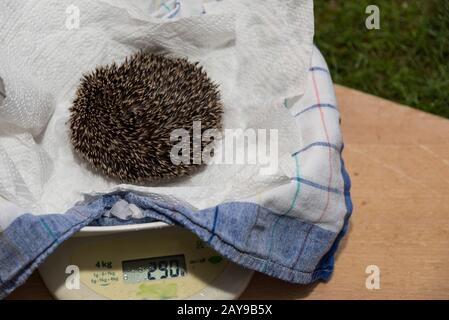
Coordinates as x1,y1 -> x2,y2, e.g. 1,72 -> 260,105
314,0 -> 449,118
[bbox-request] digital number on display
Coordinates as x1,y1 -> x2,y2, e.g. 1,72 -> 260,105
122,254 -> 187,283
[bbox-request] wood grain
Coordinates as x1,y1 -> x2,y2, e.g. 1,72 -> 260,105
7,85 -> 449,300
241,85 -> 449,299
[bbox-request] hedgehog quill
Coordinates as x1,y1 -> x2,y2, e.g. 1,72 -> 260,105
69,52 -> 223,182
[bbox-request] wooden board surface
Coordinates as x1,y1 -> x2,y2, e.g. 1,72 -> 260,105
7,85 -> 449,300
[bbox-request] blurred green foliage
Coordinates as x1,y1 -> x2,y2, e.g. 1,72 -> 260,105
314,0 -> 449,118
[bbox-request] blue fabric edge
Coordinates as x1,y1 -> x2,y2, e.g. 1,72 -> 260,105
0,204 -> 106,299
312,144 -> 353,281
1,197 -> 346,299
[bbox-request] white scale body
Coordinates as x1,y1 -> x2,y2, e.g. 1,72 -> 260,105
39,223 -> 253,300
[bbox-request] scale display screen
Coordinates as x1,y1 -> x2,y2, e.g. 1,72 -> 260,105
122,254 -> 187,283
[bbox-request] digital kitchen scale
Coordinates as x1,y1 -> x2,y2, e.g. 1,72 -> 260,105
39,223 -> 253,300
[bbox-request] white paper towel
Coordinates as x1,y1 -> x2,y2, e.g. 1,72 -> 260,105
0,0 -> 314,213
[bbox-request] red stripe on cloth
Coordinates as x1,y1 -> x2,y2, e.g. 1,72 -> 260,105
292,69 -> 334,270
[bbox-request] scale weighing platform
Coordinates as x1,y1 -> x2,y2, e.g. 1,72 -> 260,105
39,223 -> 254,300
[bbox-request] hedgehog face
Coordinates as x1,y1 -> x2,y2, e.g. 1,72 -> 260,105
69,52 -> 223,182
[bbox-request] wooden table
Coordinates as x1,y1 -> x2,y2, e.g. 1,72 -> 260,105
7,85 -> 449,300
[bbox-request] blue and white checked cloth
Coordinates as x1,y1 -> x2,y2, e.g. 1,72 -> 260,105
0,46 -> 352,299
0,0 -> 352,299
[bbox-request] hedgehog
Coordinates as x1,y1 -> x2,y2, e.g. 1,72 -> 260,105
69,51 -> 223,183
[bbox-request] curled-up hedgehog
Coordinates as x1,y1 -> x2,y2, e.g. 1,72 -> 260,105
69,51 -> 223,182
